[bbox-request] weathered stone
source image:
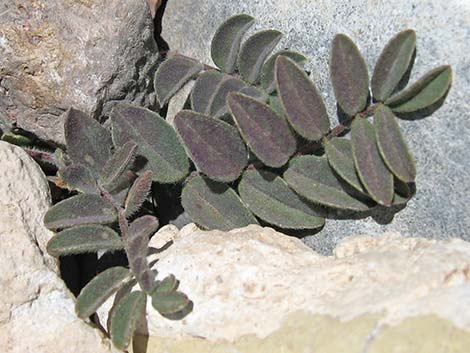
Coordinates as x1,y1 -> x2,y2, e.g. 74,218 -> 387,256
0,0 -> 158,144
0,142 -> 119,353
161,0 -> 470,253
98,224 -> 470,352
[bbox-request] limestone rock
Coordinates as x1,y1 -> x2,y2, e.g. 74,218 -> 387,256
161,0 -> 470,253
0,142 -> 119,353
0,0 -> 158,144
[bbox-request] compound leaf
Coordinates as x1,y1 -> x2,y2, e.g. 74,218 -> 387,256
59,164 -> 99,194
191,70 -> 225,114
351,118 -> 393,206
155,56 -> 203,106
47,225 -> 123,257
76,267 -> 132,319
101,141 -> 138,187
261,50 -> 307,94
44,194 -> 117,230
238,169 -> 325,230
152,291 -> 190,317
211,14 -> 255,73
111,103 -> 189,183
330,34 -> 369,116
372,30 -> 416,101
276,56 -> 330,141
284,156 -> 370,211
124,171 -> 153,218
374,105 -> 416,182
238,30 -> 283,83
182,175 -> 257,230
174,111 -> 247,182
385,65 -> 452,113
228,92 -> 296,167
110,291 -> 147,350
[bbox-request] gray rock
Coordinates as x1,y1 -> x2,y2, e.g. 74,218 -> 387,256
162,0 -> 470,254
0,0 -> 158,144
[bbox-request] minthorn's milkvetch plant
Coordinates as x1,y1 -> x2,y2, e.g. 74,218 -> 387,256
30,14 -> 451,350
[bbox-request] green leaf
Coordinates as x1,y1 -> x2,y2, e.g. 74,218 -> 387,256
125,170 -> 153,218
371,30 -> 416,101
238,30 -> 283,83
154,55 -> 203,106
174,111 -> 247,182
238,169 -> 325,230
101,141 -> 138,187
385,65 -> 452,113
111,103 -> 189,183
154,275 -> 178,293
330,34 -> 369,116
208,76 -> 246,118
374,105 -> 416,182
261,50 -> 307,94
76,267 -> 132,319
191,70 -> 225,114
211,14 -> 255,73
64,108 -> 113,177
182,175 -> 257,231
351,118 -> 393,206
152,291 -> 190,316
59,164 -> 99,194
239,85 -> 268,102
228,92 -> 296,167
47,225 -> 123,257
284,156 -> 370,211
324,138 -> 368,195
110,291 -> 147,350
276,56 -> 330,141
44,194 -> 117,230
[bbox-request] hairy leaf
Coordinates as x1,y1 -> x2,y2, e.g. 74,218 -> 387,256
155,56 -> 203,106
152,291 -> 190,316
181,175 -> 257,230
261,50 -> 307,94
101,141 -> 138,187
128,215 -> 159,240
385,65 -> 452,113
154,275 -> 178,293
110,291 -> 146,350
76,267 -> 132,319
351,118 -> 393,206
211,14 -> 255,73
64,108 -> 113,176
330,34 -> 369,116
374,105 -> 416,182
191,70 -> 225,114
111,103 -> 189,183
174,111 -> 247,182
228,92 -> 296,167
276,56 -> 330,140
239,85 -> 268,102
44,194 -> 117,230
238,169 -> 325,230
372,30 -> 416,101
47,225 -> 123,257
238,30 -> 283,83
209,76 -> 246,118
284,156 -> 370,211
60,164 -> 98,194
125,171 -> 153,218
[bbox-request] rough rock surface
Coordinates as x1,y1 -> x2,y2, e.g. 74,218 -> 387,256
0,0 -> 158,144
0,142 -> 119,353
99,224 -> 470,352
162,0 -> 470,253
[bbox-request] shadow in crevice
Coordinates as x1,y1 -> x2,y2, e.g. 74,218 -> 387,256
153,0 -> 170,55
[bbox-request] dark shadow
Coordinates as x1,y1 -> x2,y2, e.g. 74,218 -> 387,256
336,103 -> 351,125
389,49 -> 417,97
154,0 -> 169,55
393,87 -> 451,121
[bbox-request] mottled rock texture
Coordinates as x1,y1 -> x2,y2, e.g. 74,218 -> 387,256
162,0 -> 470,253
0,0 -> 158,144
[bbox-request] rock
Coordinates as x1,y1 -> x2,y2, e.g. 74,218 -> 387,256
0,0 -> 158,144
0,142 -> 119,353
98,224 -> 470,352
161,0 -> 470,253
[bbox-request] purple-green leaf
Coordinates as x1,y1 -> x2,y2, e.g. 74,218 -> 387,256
330,34 -> 369,116
154,275 -> 178,294
181,175 -> 257,230
284,156 -> 370,211
174,111 -> 247,182
111,103 -> 189,183
372,30 -> 416,101
261,50 -> 307,94
385,65 -> 452,113
276,56 -> 330,141
228,92 -> 296,168
237,30 -> 283,83
154,55 -> 203,106
124,170 -> 153,218
152,291 -> 190,316
190,70 -> 225,114
238,169 -> 325,230
128,215 -> 159,240
211,14 -> 255,73
60,164 -> 99,194
351,118 -> 393,206
101,141 -> 138,187
208,76 -> 246,118
44,194 -> 117,230
375,105 -> 416,182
